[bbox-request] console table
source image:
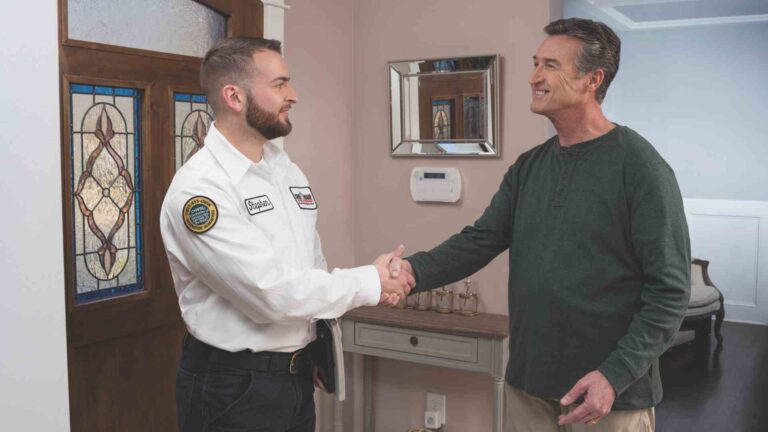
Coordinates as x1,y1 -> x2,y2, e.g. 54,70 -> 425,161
342,306 -> 509,432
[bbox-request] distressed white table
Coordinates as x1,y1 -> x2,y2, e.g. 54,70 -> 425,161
342,306 -> 509,432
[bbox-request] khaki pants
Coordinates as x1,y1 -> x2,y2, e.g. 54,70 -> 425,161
505,385 -> 655,432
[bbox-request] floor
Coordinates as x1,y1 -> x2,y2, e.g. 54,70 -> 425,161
657,321 -> 768,432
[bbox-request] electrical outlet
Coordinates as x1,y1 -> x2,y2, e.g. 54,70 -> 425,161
426,392 -> 446,426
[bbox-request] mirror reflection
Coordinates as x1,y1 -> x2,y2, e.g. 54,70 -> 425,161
390,55 -> 499,157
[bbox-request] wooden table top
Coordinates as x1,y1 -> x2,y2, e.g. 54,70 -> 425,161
343,306 -> 509,339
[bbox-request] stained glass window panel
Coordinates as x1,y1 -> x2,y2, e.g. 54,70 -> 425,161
432,99 -> 453,140
174,93 -> 214,171
68,0 -> 226,58
463,95 -> 485,139
70,84 -> 143,304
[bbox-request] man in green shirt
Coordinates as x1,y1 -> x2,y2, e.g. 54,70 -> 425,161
396,18 -> 690,431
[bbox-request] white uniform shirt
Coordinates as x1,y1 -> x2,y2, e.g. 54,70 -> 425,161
160,123 -> 380,353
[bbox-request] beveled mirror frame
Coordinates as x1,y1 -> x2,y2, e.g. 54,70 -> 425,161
389,54 -> 500,158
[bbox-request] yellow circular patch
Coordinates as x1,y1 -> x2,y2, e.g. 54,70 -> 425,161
183,196 -> 218,234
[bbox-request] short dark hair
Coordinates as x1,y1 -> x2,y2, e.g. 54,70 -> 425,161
544,18 -> 620,103
200,37 -> 283,110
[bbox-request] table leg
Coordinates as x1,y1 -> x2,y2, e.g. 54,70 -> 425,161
364,355 -> 373,432
493,376 -> 505,432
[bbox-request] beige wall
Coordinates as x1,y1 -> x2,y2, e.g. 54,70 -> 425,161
289,0 -> 559,430
285,0 -> 356,269
351,0 -> 555,430
285,3 -> 356,429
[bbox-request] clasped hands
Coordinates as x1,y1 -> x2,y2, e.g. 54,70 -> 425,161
373,244 -> 415,306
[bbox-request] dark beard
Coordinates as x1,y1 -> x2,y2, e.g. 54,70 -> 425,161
245,94 -> 292,140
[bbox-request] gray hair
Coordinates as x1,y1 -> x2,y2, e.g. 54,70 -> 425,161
544,18 -> 621,103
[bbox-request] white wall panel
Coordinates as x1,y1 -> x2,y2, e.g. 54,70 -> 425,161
685,199 -> 768,324
0,1 -> 70,430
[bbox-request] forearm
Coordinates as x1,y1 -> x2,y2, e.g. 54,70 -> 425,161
407,168 -> 517,291
408,225 -> 508,291
600,160 -> 691,395
598,271 -> 689,395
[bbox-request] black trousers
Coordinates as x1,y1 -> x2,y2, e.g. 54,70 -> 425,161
176,334 -> 316,432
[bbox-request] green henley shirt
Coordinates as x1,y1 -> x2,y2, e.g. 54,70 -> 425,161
407,125 -> 690,410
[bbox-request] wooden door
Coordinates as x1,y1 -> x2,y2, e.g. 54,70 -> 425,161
58,1 -> 262,430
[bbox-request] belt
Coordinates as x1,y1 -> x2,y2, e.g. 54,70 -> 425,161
183,333 -> 311,374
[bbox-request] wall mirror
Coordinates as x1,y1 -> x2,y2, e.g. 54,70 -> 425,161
390,55 -> 500,157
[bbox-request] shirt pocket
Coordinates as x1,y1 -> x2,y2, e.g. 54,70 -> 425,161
244,199 -> 289,248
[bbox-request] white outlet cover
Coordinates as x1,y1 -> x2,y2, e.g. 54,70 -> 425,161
426,392 -> 446,425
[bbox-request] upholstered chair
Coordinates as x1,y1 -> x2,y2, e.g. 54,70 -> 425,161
673,258 -> 725,349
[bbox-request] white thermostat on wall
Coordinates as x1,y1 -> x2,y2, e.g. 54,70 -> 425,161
410,167 -> 462,203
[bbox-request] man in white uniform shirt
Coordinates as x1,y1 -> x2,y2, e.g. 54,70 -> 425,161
160,37 -> 413,432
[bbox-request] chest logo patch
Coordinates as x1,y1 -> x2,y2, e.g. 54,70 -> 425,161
289,187 -> 317,210
244,195 -> 274,216
183,196 -> 218,234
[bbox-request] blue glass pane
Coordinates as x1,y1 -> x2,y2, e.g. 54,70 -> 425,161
115,87 -> 136,97
174,93 -> 192,102
69,83 -> 144,304
94,86 -> 114,95
75,284 -> 143,303
191,95 -> 207,103
71,84 -> 94,94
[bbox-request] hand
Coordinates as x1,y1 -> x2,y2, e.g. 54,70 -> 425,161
388,255 -> 417,305
313,365 -> 329,393
388,255 -> 414,282
374,245 -> 415,306
558,370 -> 616,426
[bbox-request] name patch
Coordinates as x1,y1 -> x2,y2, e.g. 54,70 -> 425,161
289,187 -> 317,210
183,196 -> 218,234
244,195 -> 274,215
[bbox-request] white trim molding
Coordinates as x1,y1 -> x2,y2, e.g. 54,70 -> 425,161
261,0 -> 289,42
261,0 -> 289,149
684,199 -> 768,325
262,0 -> 290,9
600,7 -> 768,30
580,0 -> 768,30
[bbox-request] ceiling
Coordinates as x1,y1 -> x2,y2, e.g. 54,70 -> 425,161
579,0 -> 768,29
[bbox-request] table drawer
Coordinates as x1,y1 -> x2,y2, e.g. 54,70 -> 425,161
354,322 -> 478,363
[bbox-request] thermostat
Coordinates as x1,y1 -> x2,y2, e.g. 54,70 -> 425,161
410,167 -> 462,203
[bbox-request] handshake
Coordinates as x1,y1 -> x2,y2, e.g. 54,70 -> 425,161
373,245 -> 416,306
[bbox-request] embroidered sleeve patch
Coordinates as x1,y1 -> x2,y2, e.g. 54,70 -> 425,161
289,187 -> 317,210
183,196 -> 218,234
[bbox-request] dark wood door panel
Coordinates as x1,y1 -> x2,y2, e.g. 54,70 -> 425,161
68,321 -> 186,432
59,2 -> 263,430
61,43 -> 202,84
67,298 -> 181,348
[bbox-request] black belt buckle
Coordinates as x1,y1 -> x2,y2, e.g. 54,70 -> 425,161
289,350 -> 301,374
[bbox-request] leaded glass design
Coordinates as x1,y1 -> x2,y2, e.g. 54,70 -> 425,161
463,95 -> 485,139
432,99 -> 452,140
68,0 -> 226,58
70,84 -> 143,304
174,93 -> 214,171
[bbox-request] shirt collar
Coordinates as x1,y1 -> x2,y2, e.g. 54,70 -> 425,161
205,122 -> 291,182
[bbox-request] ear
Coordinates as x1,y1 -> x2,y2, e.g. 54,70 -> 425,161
220,84 -> 246,113
587,69 -> 605,93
